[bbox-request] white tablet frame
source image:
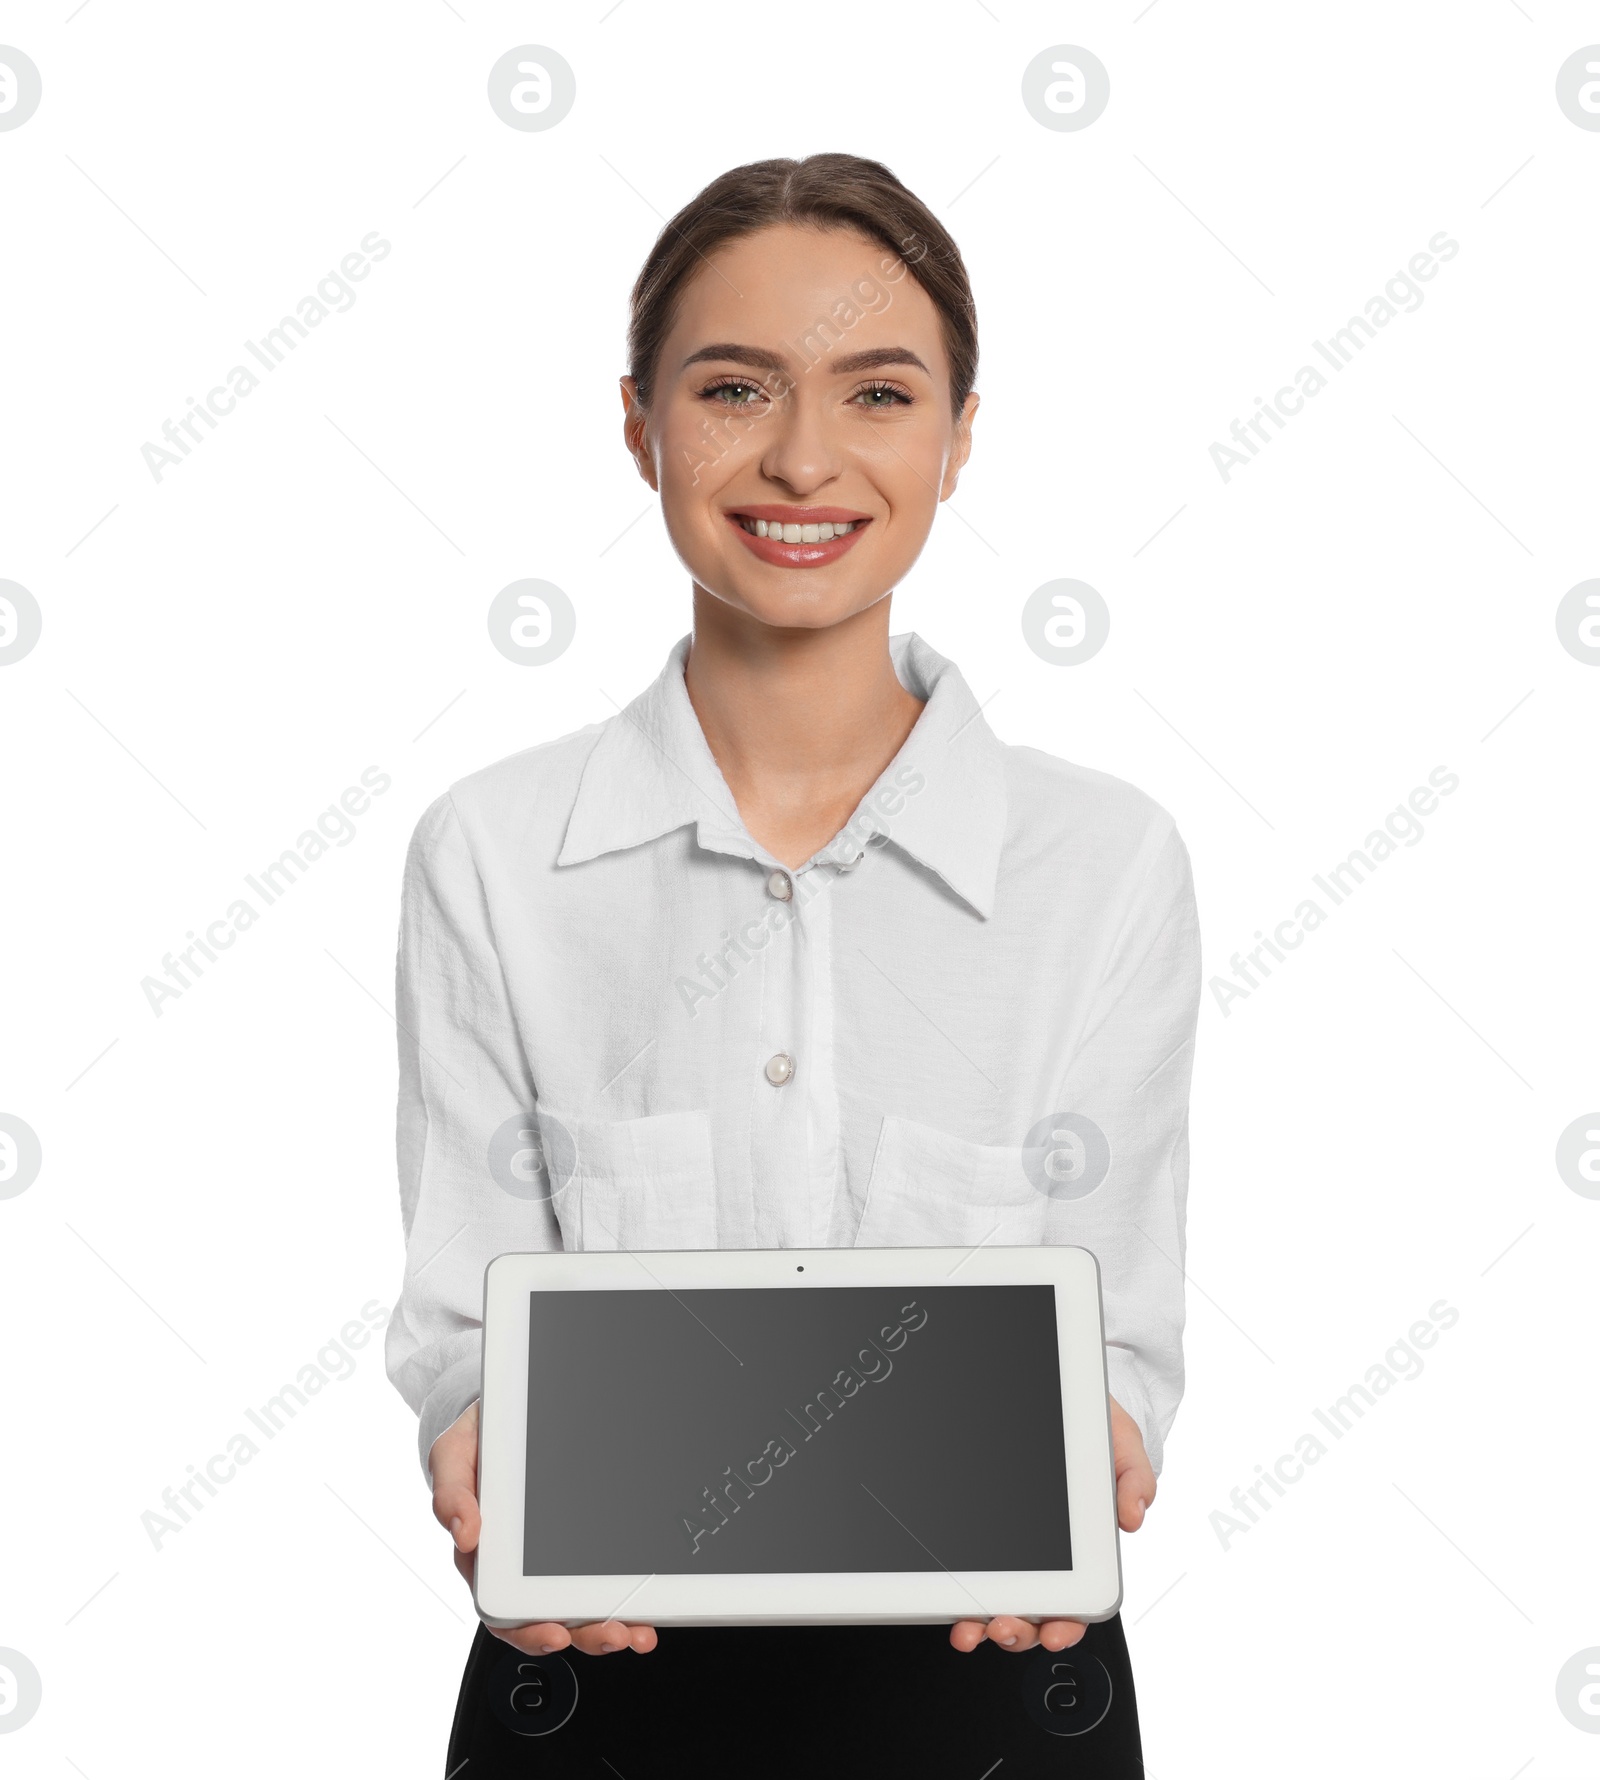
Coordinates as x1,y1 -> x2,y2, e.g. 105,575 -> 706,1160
475,1245 -> 1122,1628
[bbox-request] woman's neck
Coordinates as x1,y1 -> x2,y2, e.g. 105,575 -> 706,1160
683,588 -> 926,869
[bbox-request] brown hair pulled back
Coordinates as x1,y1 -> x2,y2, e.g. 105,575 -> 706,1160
627,153 -> 977,418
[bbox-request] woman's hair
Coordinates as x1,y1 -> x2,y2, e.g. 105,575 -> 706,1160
627,153 -> 977,418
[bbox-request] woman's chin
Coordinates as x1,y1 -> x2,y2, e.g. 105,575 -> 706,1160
687,566 -> 890,633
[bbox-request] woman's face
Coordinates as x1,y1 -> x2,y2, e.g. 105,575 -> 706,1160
623,223 -> 978,631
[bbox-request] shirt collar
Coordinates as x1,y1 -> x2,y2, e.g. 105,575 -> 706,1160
557,631 -> 1009,918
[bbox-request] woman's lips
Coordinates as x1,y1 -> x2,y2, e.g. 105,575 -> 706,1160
725,510 -> 871,569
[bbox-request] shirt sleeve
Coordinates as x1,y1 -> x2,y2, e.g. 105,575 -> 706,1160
1045,816 -> 1201,1477
385,790 -> 562,1484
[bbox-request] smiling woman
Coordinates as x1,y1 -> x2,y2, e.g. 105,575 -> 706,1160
618,158 -> 976,659
391,153 -> 1199,1778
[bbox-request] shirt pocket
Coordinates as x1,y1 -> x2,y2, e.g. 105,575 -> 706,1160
854,1115 -> 1047,1249
537,1106 -> 719,1253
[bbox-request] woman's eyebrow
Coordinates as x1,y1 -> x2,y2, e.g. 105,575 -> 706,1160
829,347 -> 931,376
678,343 -> 932,377
680,343 -> 788,372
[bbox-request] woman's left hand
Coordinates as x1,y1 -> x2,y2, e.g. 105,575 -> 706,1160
949,1395 -> 1154,1654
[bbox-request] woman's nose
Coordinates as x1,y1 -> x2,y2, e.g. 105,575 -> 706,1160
758,385 -> 841,494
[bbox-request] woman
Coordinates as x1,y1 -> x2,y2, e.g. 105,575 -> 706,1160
387,153 -> 1200,1774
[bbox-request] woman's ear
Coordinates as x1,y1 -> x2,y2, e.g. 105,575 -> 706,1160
619,376 -> 659,491
940,390 -> 980,500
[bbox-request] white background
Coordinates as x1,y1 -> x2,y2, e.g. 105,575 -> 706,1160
2,2 -> 1597,1774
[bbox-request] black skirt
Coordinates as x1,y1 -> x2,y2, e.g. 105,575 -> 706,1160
446,1617 -> 1143,1775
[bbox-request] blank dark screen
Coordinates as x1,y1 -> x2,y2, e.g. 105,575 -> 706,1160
522,1283 -> 1072,1576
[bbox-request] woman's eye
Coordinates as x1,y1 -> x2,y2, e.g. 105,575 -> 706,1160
853,382 -> 913,409
703,380 -> 766,406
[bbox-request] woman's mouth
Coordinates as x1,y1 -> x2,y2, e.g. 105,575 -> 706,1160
725,508 -> 871,568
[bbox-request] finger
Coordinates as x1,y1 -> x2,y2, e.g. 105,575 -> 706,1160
490,1622 -> 574,1656
627,1623 -> 658,1654
949,1619 -> 988,1653
569,1618 -> 638,1656
430,1453 -> 481,1554
1038,1619 -> 1087,1651
1116,1457 -> 1155,1532
983,1616 -> 1041,1652
1108,1399 -> 1157,1535
433,1484 -> 481,1553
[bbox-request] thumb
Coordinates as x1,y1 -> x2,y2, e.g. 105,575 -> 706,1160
1109,1397 -> 1156,1533
430,1404 -> 482,1553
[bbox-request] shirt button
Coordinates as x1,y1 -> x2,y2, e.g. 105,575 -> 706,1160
766,870 -> 792,901
764,1052 -> 795,1087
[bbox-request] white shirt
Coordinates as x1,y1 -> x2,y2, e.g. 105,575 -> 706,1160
386,633 -> 1201,1481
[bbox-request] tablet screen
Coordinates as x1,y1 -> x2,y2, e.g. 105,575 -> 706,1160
523,1283 -> 1073,1577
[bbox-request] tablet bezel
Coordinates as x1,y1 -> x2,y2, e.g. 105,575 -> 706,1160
475,1245 -> 1122,1627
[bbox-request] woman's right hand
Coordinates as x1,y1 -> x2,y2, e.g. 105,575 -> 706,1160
430,1401 -> 659,1656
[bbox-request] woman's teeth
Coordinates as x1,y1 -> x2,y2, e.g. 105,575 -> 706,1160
737,517 -> 858,542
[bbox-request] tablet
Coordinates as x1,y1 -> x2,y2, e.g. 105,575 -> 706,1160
475,1245 -> 1121,1628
